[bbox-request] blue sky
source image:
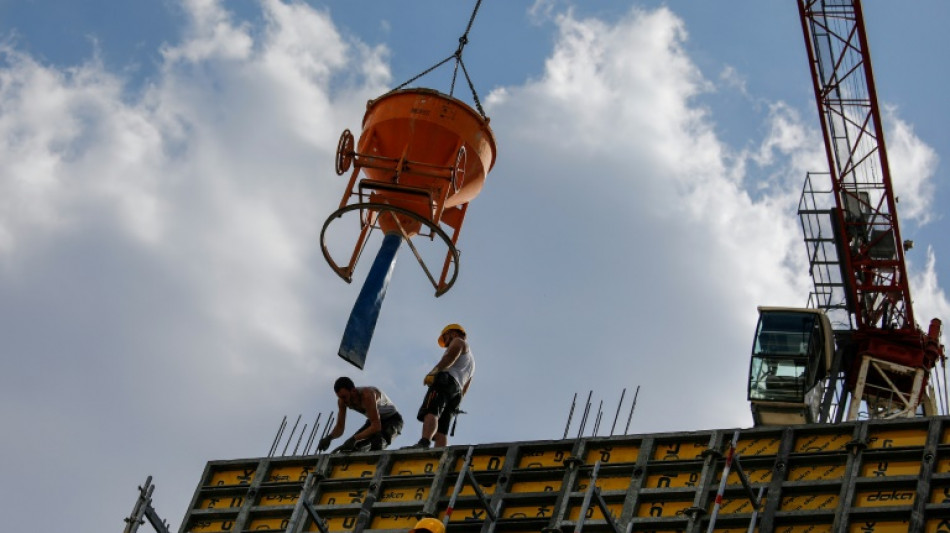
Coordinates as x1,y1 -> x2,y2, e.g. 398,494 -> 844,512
1,1 -> 949,531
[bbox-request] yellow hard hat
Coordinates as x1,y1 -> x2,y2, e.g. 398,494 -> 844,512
438,323 -> 465,347
409,517 -> 445,533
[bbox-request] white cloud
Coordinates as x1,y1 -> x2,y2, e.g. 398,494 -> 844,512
719,64 -> 748,95
473,6 -> 824,436
162,0 -> 254,63
883,106 -> 939,225
0,1 -> 387,528
910,246 -> 950,337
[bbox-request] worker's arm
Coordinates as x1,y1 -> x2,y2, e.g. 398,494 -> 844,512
328,397 -> 347,439
462,376 -> 472,396
350,388 -> 382,441
318,398 -> 348,452
431,337 -> 465,373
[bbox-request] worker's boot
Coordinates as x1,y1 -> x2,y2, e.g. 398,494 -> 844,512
402,438 -> 431,450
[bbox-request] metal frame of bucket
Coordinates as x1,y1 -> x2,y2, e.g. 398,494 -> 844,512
321,88 -> 496,296
321,203 -> 461,297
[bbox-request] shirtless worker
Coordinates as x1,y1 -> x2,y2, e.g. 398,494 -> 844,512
317,377 -> 404,453
408,323 -> 474,449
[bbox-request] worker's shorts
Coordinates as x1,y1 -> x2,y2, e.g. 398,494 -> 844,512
356,412 -> 404,450
416,372 -> 462,435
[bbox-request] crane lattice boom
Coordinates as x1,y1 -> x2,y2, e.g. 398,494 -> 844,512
797,0 -> 944,418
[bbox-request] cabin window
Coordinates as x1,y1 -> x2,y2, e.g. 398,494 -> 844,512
748,311 -> 822,403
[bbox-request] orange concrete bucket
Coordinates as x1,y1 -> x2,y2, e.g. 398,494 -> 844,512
358,88 -> 496,208
325,88 -> 496,296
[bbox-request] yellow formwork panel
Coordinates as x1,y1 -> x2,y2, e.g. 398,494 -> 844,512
652,440 -> 708,461
644,470 -> 701,489
584,443 -> 639,465
567,501 -> 622,521
455,453 -> 505,472
443,479 -> 497,497
930,485 -> 950,504
786,463 -> 845,482
442,505 -> 495,522
576,474 -> 632,492
779,493 -> 838,511
517,447 -> 572,469
370,512 -> 419,530
859,459 -> 920,478
318,487 -> 369,505
196,494 -> 246,509
390,456 -> 439,476
721,466 -> 772,485
926,518 -> 950,533
257,491 -> 300,507
854,488 -> 915,507
847,520 -> 912,532
502,503 -> 558,520
736,436 -> 783,457
306,514 -> 358,532
942,427 -> 950,444
636,499 -> 693,518
264,464 -> 314,484
378,484 -> 429,502
509,479 -> 561,494
246,516 -> 291,530
206,467 -> 256,487
866,428 -> 927,449
773,524 -> 832,533
717,495 -> 766,515
186,518 -> 237,532
938,458 -> 950,473
327,458 -> 376,479
257,492 -> 299,506
793,432 -> 851,453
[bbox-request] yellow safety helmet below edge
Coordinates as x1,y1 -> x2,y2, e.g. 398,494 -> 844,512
409,517 -> 445,533
438,323 -> 465,347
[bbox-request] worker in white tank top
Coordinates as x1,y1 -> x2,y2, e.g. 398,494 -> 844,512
407,323 -> 474,449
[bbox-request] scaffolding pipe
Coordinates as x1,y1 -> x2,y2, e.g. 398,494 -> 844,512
706,430 -> 741,533
443,447 -> 475,527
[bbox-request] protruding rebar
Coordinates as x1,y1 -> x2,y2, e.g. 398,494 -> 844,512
268,416 -> 288,457
303,413 -> 322,455
282,414 -> 302,456
292,423 -> 308,456
592,401 -> 603,437
624,386 -> 640,434
576,390 -> 593,439
323,413 -> 335,439
562,393 -> 578,439
610,388 -> 626,436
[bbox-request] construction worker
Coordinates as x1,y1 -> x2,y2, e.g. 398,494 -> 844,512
317,377 -> 403,453
408,324 -> 474,449
409,517 -> 445,533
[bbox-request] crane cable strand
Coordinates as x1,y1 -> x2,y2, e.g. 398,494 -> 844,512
390,0 -> 487,119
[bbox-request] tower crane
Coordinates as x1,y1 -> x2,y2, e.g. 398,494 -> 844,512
748,0 -> 947,426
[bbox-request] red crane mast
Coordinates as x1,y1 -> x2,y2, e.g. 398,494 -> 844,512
797,0 -> 944,419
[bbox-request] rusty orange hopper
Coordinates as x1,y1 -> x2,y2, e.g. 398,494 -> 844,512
322,88 -> 496,368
